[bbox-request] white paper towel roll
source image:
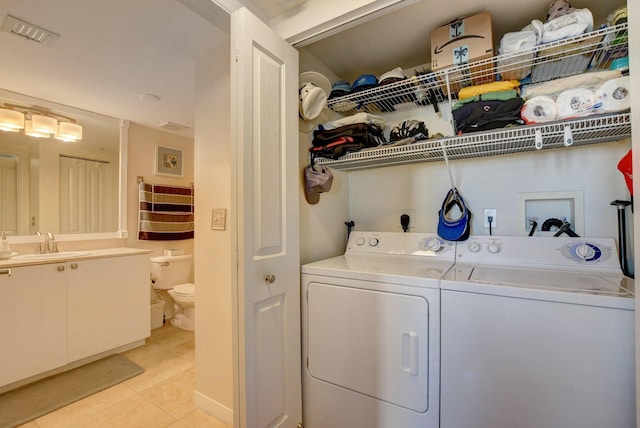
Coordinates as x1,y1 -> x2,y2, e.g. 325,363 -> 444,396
595,76 -> 630,113
556,88 -> 599,119
521,96 -> 558,123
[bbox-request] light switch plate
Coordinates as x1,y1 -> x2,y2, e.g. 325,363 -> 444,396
211,208 -> 226,230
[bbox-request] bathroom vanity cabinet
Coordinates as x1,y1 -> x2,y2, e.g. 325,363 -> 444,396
67,254 -> 150,362
0,249 -> 150,390
0,264 -> 67,387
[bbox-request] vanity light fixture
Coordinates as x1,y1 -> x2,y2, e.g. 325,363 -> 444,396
31,114 -> 57,134
24,119 -> 50,138
55,121 -> 83,142
0,107 -> 24,132
0,103 -> 83,141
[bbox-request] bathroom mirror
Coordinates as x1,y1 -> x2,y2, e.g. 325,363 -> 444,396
0,89 -> 124,240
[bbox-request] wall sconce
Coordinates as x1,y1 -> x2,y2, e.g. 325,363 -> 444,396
0,103 -> 83,142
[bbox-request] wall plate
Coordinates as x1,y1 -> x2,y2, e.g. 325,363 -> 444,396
211,208 -> 226,230
517,191 -> 584,236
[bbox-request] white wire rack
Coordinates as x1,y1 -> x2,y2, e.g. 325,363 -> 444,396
317,23 -> 629,170
314,112 -> 631,170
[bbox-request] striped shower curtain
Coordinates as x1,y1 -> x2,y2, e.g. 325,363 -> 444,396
138,182 -> 194,240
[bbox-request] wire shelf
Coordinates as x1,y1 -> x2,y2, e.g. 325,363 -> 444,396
316,23 -> 630,171
326,23 -> 628,116
314,112 -> 631,171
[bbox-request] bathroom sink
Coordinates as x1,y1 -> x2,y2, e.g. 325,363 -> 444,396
11,251 -> 92,261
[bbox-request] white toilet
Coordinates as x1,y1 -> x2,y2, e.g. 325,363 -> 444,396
150,253 -> 195,331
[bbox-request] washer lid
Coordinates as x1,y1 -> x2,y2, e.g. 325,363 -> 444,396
470,266 -> 632,296
172,283 -> 195,295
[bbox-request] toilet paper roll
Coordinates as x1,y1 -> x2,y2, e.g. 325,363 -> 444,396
521,96 -> 558,124
556,88 -> 599,119
595,76 -> 630,113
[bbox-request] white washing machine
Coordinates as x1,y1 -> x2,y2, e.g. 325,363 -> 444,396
440,235 -> 636,428
301,231 -> 455,428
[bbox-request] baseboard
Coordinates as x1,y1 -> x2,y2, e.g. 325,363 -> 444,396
194,390 -> 233,425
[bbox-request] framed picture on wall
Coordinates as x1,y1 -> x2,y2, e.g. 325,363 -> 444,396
155,145 -> 183,177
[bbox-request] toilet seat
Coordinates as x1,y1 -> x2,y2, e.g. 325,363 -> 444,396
172,283 -> 195,296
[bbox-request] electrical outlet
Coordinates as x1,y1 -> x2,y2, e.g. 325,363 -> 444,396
483,209 -> 497,228
396,209 -> 415,230
211,208 -> 226,230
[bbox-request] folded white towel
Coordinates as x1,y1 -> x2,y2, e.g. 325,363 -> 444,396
541,8 -> 593,44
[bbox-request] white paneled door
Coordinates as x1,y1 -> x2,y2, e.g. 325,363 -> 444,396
231,7 -> 301,428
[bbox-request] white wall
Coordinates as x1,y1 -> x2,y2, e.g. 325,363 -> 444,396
125,123 -> 194,257
193,39 -> 234,422
348,142 -> 632,238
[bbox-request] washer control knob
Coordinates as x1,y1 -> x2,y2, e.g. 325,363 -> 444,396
487,242 -> 502,254
424,237 -> 445,252
368,238 -> 379,247
576,243 -> 595,260
467,242 -> 481,253
355,237 -> 365,246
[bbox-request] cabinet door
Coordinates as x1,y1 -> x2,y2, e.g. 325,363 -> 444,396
0,264 -> 67,387
67,255 -> 149,362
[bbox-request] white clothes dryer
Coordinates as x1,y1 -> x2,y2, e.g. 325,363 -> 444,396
440,235 -> 635,428
301,231 -> 455,428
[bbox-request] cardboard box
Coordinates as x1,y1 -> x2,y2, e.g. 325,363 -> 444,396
431,11 -> 494,71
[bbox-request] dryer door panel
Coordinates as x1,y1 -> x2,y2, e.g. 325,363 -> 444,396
307,282 -> 429,412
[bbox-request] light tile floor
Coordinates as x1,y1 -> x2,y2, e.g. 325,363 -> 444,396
19,323 -> 230,428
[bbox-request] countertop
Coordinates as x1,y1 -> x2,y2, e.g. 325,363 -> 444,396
0,247 -> 152,268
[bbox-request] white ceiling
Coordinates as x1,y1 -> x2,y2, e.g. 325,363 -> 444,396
0,0 -> 227,136
0,0 -> 626,137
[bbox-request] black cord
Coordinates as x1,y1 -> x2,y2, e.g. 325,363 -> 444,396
345,221 -> 355,239
488,216 -> 493,236
400,214 -> 410,232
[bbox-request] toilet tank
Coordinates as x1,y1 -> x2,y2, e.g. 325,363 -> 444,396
150,254 -> 193,290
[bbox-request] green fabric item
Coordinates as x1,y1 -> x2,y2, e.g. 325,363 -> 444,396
452,90 -> 519,110
0,354 -> 144,428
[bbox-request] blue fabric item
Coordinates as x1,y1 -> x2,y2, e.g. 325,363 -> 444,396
351,74 -> 378,92
437,188 -> 471,241
329,80 -> 352,99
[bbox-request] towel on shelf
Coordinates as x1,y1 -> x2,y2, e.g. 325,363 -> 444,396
138,182 -> 194,241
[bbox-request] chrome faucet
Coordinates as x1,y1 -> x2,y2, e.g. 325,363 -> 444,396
44,232 -> 58,254
34,232 -> 43,254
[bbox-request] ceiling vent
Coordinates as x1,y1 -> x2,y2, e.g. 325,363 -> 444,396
159,122 -> 190,132
1,15 -> 60,46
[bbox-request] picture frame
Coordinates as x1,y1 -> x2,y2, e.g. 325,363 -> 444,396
155,144 -> 183,177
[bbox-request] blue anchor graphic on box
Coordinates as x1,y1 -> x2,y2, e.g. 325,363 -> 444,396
449,20 -> 464,38
454,45 -> 469,65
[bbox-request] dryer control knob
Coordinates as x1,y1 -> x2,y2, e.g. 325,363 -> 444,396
424,237 -> 445,252
467,242 -> 481,253
368,238 -> 379,247
355,237 -> 365,246
487,242 -> 502,254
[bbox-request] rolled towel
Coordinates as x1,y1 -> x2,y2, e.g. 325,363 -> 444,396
521,96 -> 558,124
556,88 -> 599,119
595,76 -> 630,113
